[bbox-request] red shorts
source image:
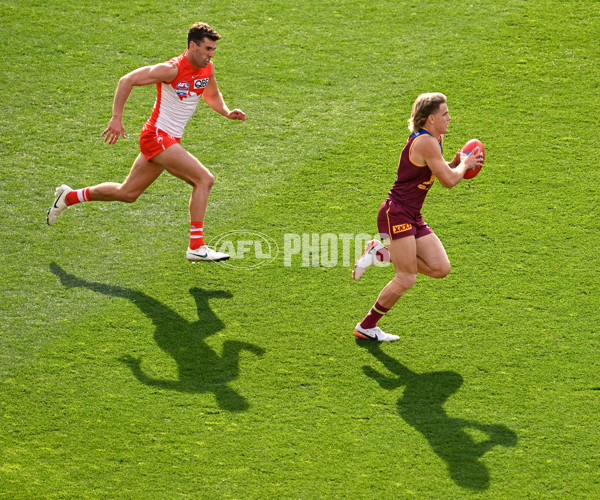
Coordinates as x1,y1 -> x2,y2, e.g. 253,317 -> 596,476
139,125 -> 181,161
377,198 -> 433,241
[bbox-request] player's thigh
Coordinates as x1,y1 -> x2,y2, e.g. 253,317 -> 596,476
387,235 -> 418,274
121,153 -> 165,194
416,232 -> 450,268
152,144 -> 213,185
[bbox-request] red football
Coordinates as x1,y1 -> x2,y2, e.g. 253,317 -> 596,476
461,139 -> 485,179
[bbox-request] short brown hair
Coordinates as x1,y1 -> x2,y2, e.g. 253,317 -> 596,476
408,93 -> 447,133
188,22 -> 221,47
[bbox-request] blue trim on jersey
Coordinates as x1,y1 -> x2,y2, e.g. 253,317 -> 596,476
411,128 -> 443,154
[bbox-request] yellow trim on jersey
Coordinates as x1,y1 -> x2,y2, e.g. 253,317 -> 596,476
408,133 -> 444,168
408,134 -> 429,168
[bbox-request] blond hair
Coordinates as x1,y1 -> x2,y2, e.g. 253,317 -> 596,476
408,93 -> 447,133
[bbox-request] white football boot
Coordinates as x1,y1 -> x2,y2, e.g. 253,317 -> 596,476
186,245 -> 230,262
354,323 -> 399,342
353,239 -> 386,280
47,184 -> 73,226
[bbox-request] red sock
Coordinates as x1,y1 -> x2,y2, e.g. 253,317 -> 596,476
65,188 -> 91,206
189,221 -> 204,250
360,301 -> 390,329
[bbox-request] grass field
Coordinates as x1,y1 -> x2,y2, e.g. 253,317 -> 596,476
1,0 -> 599,497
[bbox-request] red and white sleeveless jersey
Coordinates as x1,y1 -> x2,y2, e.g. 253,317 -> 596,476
145,52 -> 212,138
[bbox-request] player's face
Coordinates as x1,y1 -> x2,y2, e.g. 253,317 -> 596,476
431,103 -> 451,134
189,38 -> 216,68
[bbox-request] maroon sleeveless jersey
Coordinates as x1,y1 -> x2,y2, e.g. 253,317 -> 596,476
388,129 -> 443,210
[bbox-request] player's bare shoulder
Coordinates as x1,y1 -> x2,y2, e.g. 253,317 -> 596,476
411,133 -> 440,166
151,60 -> 179,83
126,60 -> 178,86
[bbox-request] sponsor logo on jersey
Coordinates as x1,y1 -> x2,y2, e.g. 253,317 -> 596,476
175,81 -> 190,96
393,223 -> 412,234
194,78 -> 209,89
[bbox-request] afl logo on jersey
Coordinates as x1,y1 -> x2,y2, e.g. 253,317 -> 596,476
175,81 -> 190,96
194,78 -> 209,89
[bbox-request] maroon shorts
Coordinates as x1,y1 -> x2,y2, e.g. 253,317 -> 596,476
139,124 -> 181,161
376,198 -> 433,241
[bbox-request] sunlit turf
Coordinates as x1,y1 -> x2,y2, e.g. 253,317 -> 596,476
1,0 -> 599,497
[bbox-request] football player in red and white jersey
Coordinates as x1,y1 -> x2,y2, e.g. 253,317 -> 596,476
47,22 -> 246,262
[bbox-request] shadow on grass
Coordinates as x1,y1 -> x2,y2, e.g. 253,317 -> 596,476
50,263 -> 264,412
358,340 -> 517,491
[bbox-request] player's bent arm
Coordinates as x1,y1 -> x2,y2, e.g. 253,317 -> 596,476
202,65 -> 246,121
102,62 -> 178,144
203,80 -> 246,120
414,137 -> 467,188
202,73 -> 231,116
121,62 -> 178,88
112,62 -> 178,118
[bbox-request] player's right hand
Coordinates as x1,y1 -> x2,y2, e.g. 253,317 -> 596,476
461,146 -> 483,168
101,117 -> 127,145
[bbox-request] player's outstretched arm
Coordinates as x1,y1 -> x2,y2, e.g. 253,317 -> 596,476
101,62 -> 178,145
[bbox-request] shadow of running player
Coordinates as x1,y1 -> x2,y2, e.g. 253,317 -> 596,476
50,263 -> 264,412
359,341 -> 517,490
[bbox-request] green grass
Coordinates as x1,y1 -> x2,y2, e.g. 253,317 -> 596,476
2,0 -> 600,497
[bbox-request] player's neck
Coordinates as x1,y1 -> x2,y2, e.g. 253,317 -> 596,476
422,127 -> 441,141
184,50 -> 204,70
183,50 -> 195,68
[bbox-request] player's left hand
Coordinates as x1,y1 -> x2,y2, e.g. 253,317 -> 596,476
226,109 -> 246,121
449,150 -> 461,168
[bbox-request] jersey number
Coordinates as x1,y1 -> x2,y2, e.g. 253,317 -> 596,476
418,174 -> 436,190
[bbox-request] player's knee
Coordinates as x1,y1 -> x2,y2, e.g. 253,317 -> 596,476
192,171 -> 214,190
120,189 -> 142,203
392,272 -> 417,292
429,261 -> 451,279
205,172 -> 215,189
